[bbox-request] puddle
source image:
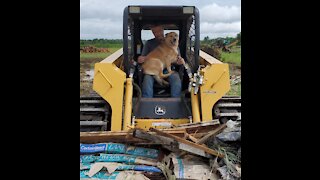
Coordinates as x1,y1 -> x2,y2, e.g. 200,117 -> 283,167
83,69 -> 94,81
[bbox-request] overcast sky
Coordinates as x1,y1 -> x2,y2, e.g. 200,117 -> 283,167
80,0 -> 241,40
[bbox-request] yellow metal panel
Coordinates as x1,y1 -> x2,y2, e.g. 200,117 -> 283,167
200,64 -> 230,121
123,78 -> 133,131
135,119 -> 190,130
190,88 -> 201,123
93,62 -> 126,131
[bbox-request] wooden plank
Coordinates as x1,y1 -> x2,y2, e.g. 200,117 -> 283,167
197,123 -> 227,144
133,128 -> 174,146
80,130 -> 185,144
178,143 -> 212,158
80,131 -> 144,144
133,128 -> 179,153
184,132 -> 199,143
134,128 -> 212,158
187,134 -> 199,143
174,120 -> 221,134
149,128 -> 224,158
199,50 -> 223,64
175,120 -> 220,129
186,124 -> 221,134
101,48 -> 123,63
193,132 -> 208,139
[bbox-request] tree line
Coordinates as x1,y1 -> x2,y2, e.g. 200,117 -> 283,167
201,32 -> 241,47
80,39 -> 123,48
80,32 -> 241,48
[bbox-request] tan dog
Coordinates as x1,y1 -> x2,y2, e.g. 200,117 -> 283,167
142,32 -> 180,86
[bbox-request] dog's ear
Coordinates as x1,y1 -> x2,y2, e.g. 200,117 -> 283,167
165,33 -> 169,37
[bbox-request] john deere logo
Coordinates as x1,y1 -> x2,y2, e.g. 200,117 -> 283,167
155,105 -> 166,115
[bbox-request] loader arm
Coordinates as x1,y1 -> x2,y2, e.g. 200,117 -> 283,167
225,40 -> 239,49
93,48 -> 126,131
198,50 -> 231,121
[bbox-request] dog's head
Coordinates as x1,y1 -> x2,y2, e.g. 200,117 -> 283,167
164,32 -> 179,47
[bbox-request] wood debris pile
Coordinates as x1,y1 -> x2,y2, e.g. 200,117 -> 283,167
80,120 -> 241,179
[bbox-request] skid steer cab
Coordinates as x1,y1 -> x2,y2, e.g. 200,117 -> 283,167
92,6 -> 231,131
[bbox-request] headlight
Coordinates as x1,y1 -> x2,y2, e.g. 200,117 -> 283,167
183,6 -> 194,14
129,6 -> 140,14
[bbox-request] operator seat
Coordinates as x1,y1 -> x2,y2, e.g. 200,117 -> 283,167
135,63 -> 185,98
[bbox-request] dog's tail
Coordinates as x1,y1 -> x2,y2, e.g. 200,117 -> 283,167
155,71 -> 174,86
159,71 -> 173,79
154,75 -> 169,86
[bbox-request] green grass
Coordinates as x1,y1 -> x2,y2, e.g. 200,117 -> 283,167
221,47 -> 241,66
80,47 -> 120,59
223,47 -> 241,96
227,83 -> 241,96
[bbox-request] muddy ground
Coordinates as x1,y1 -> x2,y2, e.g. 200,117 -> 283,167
80,58 -> 104,96
229,63 -> 241,76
